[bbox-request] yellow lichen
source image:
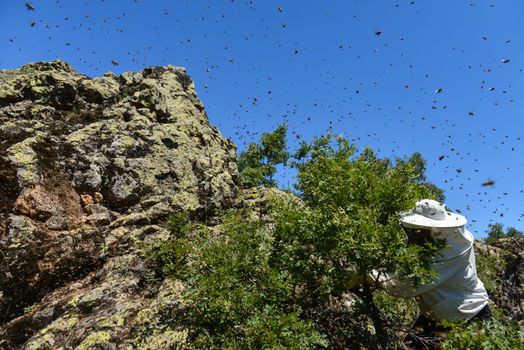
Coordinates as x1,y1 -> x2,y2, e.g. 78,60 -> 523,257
138,329 -> 188,350
0,84 -> 22,101
7,137 -> 39,166
80,77 -> 119,101
111,226 -> 128,238
169,192 -> 199,212
132,308 -> 155,326
75,331 -> 111,350
25,331 -> 56,350
99,314 -> 125,328
67,122 -> 104,144
67,295 -> 81,308
77,288 -> 105,310
45,316 -> 79,333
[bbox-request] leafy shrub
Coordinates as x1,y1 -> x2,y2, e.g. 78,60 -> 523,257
23,303 -> 37,314
145,212 -> 193,279
147,131 -> 454,349
269,135 -> 445,347
475,252 -> 505,294
151,209 -> 328,349
441,308 -> 524,350
372,289 -> 419,335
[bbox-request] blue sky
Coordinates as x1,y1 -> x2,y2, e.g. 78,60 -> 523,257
1,0 -> 523,237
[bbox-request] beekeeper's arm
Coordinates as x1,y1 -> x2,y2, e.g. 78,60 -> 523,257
371,254 -> 467,297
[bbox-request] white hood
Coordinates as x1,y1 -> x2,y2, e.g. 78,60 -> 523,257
432,226 -> 473,262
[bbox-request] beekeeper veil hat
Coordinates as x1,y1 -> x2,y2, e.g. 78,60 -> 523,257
400,199 -> 467,229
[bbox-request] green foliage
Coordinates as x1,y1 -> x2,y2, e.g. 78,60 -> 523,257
506,227 -> 523,237
23,303 -> 37,314
486,223 -> 505,244
273,134 -> 446,346
485,223 -> 523,245
395,152 -> 445,203
149,131 -> 452,348
441,308 -> 524,350
237,124 -> 289,188
372,290 -> 419,334
165,211 -> 192,238
475,252 -> 505,294
288,135 -> 444,288
145,212 -> 193,279
151,209 -> 328,349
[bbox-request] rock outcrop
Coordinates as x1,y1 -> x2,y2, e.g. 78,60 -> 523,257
0,60 -> 239,348
476,237 -> 524,325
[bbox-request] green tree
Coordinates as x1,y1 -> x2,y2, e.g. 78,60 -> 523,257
395,152 -> 444,203
506,226 -> 523,237
486,223 -> 523,244
271,134 -> 444,347
237,123 -> 289,188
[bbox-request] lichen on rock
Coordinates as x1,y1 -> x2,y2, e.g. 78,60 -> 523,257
0,60 -> 238,349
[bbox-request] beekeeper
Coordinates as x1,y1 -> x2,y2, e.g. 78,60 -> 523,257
375,199 -> 491,322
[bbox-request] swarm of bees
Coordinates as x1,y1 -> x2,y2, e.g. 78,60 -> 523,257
10,1 -> 521,231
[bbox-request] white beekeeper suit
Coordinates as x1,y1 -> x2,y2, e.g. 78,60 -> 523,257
376,199 -> 489,321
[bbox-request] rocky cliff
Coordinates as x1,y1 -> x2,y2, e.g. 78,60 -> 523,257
0,61 -> 522,349
475,237 -> 523,323
0,60 -> 242,349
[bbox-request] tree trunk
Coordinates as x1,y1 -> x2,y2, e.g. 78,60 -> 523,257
356,284 -> 394,349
